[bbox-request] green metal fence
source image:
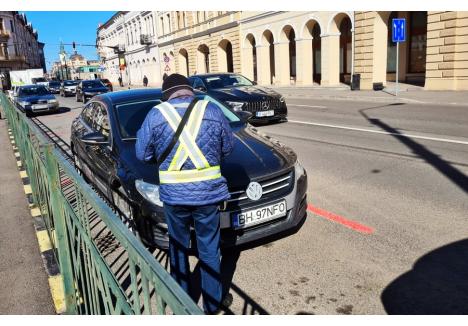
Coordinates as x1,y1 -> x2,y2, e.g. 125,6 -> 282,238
0,92 -> 203,315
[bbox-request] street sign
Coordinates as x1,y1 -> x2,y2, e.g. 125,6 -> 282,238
392,18 -> 406,43
391,18 -> 406,97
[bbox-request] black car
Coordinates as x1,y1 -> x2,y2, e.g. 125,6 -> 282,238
188,73 -> 288,123
70,89 -> 307,249
47,81 -> 61,94
60,80 -> 80,97
76,79 -> 109,103
15,84 -> 59,117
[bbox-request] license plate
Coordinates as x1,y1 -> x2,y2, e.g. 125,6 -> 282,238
33,104 -> 48,109
232,200 -> 287,229
256,110 -> 274,117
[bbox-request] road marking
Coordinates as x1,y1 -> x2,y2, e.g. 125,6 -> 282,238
307,204 -> 374,234
48,275 -> 66,314
290,104 -> 327,109
36,230 -> 53,252
288,120 -> 468,146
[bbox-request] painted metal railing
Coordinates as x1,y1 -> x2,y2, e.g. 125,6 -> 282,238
0,93 -> 203,315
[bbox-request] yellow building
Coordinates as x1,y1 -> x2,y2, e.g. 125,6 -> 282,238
101,11 -> 467,91
354,11 -> 468,90
156,11 -> 241,78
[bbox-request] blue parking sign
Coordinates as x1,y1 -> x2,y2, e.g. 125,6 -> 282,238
392,18 -> 406,43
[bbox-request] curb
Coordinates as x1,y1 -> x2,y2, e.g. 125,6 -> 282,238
8,128 -> 66,314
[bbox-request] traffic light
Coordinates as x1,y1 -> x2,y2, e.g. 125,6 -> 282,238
72,41 -> 76,50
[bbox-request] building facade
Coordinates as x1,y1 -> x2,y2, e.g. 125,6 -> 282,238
354,11 -> 468,90
97,11 -> 161,87
0,11 -> 46,89
97,11 -> 468,91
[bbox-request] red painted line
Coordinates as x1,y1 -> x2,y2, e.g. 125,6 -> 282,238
307,204 -> 374,234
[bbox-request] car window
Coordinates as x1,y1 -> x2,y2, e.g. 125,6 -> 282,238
18,86 -> 50,96
83,80 -> 105,88
92,103 -> 110,137
115,99 -> 162,139
206,74 -> 253,89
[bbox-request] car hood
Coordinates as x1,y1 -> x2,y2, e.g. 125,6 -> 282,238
18,94 -> 55,102
119,124 -> 296,190
208,85 -> 281,101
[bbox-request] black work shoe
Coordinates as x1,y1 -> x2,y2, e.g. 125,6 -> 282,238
207,293 -> 234,315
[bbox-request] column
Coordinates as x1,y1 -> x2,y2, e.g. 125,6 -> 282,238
295,38 -> 313,85
241,47 -> 254,81
321,33 -> 340,86
256,45 -> 270,85
274,41 -> 290,85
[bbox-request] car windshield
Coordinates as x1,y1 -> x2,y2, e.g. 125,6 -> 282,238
115,95 -> 240,139
203,74 -> 253,89
64,80 -> 78,86
49,82 -> 60,87
83,80 -> 105,88
18,86 -> 50,96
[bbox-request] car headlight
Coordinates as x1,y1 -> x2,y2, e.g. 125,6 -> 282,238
48,99 -> 58,104
279,96 -> 285,103
226,101 -> 245,112
135,179 -> 163,207
295,160 -> 306,178
19,101 -> 31,107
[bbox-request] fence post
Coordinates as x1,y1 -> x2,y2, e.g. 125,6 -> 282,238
44,144 -> 77,314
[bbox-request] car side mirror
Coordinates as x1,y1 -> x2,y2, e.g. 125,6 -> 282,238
237,111 -> 252,123
81,132 -> 108,145
195,86 -> 207,92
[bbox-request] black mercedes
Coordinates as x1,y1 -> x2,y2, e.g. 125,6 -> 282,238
70,89 -> 307,249
188,73 -> 288,123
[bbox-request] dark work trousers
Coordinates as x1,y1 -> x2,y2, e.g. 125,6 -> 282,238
164,203 -> 222,314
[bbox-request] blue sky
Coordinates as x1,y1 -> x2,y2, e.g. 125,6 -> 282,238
23,11 -> 115,71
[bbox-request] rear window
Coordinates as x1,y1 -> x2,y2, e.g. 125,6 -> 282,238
19,86 -> 50,96
49,82 -> 60,87
83,80 -> 105,88
64,80 -> 79,86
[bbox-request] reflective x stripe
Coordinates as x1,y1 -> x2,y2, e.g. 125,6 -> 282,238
159,166 -> 221,184
169,100 -> 208,171
158,101 -> 210,170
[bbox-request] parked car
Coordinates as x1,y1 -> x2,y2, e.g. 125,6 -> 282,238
60,80 -> 79,97
188,73 -> 288,123
70,89 -> 307,249
99,78 -> 113,92
15,84 -> 59,117
47,81 -> 61,94
75,79 -> 109,103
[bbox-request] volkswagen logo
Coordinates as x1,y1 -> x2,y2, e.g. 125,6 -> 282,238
261,101 -> 270,110
246,182 -> 263,201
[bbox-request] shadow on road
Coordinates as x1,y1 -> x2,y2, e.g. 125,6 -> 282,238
359,106 -> 468,193
381,239 -> 468,314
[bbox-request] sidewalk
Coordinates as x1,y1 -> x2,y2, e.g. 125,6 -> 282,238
0,120 -> 55,314
269,83 -> 468,106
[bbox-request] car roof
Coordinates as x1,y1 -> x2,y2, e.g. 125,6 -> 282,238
98,88 -> 163,105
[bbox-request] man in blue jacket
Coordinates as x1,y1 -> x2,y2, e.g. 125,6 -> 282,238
135,73 -> 234,314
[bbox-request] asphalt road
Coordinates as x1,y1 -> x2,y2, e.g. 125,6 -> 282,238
36,92 -> 468,314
